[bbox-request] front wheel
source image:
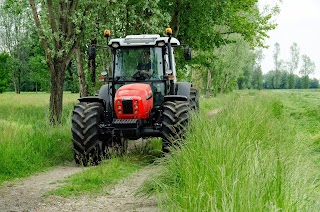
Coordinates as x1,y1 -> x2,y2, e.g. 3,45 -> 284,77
71,102 -> 104,166
162,101 -> 190,153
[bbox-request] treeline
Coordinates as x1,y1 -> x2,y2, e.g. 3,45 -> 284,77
0,0 -> 280,123
238,66 -> 319,90
237,42 -> 318,90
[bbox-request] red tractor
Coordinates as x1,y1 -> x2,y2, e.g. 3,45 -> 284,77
71,28 -> 199,166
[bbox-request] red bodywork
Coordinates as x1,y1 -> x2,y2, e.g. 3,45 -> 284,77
114,83 -> 153,119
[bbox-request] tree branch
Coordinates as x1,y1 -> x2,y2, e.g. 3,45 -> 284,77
63,40 -> 78,69
28,0 -> 54,72
47,0 -> 59,50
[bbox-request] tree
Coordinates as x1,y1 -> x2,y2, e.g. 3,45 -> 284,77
299,54 -> 316,89
252,65 -> 263,89
273,42 -> 281,89
0,0 -> 30,93
309,78 -> 319,88
28,0 -> 92,124
288,42 -> 300,89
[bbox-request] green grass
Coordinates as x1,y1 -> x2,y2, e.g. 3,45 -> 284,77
47,158 -> 142,196
0,92 -> 79,184
47,138 -> 162,196
275,89 -> 320,167
144,90 -> 320,211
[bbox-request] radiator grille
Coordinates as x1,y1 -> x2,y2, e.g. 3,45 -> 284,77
122,99 -> 133,114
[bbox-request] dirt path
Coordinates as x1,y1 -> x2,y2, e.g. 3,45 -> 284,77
0,163 -> 159,212
0,140 -> 160,212
37,165 -> 159,212
0,163 -> 84,212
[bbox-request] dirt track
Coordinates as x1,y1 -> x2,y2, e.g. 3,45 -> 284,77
0,163 -> 159,212
0,139 -> 159,212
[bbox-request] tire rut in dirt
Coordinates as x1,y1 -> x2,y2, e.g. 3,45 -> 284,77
72,102 -> 103,166
162,100 -> 189,152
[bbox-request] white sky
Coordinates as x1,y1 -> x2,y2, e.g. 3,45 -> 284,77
259,0 -> 320,79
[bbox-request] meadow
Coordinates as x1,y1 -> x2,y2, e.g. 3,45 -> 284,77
147,90 -> 320,211
0,90 -> 319,211
0,92 -> 78,183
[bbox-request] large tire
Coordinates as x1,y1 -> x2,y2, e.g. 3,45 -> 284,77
189,87 -> 199,111
71,102 -> 104,166
162,101 -> 190,153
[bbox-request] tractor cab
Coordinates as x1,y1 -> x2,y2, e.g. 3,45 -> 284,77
108,34 -> 181,108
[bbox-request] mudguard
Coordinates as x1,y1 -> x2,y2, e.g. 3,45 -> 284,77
78,97 -> 106,108
175,82 -> 192,99
98,84 -> 112,112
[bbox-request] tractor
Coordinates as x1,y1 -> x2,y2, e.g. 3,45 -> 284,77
71,28 -> 199,166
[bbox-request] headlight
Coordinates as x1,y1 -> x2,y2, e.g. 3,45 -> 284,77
156,41 -> 166,47
111,42 -> 120,48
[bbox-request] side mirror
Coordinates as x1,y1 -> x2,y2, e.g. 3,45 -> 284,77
184,46 -> 192,60
88,46 -> 96,60
99,71 -> 108,83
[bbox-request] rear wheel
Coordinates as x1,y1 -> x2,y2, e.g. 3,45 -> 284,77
71,102 -> 104,166
162,101 -> 190,153
189,87 -> 199,111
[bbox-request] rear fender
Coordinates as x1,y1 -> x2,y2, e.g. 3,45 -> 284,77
78,97 -> 106,109
98,84 -> 112,112
175,82 -> 191,99
164,95 -> 188,102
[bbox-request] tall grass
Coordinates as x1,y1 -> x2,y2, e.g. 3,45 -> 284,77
0,92 -> 78,183
150,91 -> 319,211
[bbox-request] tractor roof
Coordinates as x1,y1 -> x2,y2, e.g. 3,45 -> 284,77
108,34 -> 180,47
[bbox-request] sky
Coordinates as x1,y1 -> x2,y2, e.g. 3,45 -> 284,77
259,0 -> 320,79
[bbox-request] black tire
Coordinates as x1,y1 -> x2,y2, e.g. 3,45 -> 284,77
71,102 -> 104,166
162,101 -> 190,153
190,87 -> 199,111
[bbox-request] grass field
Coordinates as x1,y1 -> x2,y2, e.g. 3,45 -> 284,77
145,90 -> 320,211
1,90 -> 319,211
0,92 -> 79,183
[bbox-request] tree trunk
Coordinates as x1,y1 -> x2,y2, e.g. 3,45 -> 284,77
76,46 -> 87,97
171,0 -> 181,37
206,69 -> 211,98
12,76 -> 17,93
88,39 -> 97,88
17,68 -> 21,94
49,62 -> 65,124
221,74 -> 228,94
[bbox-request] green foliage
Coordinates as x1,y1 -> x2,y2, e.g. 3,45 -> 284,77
173,0 -> 277,49
0,52 -> 12,93
252,65 -> 263,89
300,54 -> 316,89
262,71 -> 318,89
145,91 -> 319,211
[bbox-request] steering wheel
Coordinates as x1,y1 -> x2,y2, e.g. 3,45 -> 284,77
132,70 -> 150,80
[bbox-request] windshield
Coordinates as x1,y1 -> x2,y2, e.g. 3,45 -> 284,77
114,47 -> 163,80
